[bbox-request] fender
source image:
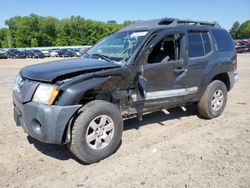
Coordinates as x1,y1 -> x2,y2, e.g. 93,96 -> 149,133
57,77 -> 109,105
196,56 -> 234,100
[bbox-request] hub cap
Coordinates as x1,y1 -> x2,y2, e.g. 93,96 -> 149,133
85,115 -> 114,150
211,89 -> 224,111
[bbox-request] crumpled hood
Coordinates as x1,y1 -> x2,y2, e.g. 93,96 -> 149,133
20,58 -> 121,82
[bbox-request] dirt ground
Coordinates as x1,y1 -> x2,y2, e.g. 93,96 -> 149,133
0,55 -> 249,188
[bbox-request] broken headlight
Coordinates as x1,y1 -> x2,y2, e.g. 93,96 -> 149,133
32,84 -> 59,105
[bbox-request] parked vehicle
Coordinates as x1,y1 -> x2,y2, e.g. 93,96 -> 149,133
81,47 -> 90,56
0,50 -> 8,59
50,49 -> 59,57
238,40 -> 250,46
41,50 -> 50,57
235,40 -> 250,53
24,49 -> 33,58
7,49 -> 26,58
13,18 -> 238,164
28,49 -> 45,58
69,48 -> 82,57
75,49 -> 83,57
236,44 -> 248,53
58,49 -> 74,57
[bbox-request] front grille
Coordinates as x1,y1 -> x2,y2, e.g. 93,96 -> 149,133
13,76 -> 40,104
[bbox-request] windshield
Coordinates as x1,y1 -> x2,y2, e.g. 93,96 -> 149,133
86,31 -> 148,64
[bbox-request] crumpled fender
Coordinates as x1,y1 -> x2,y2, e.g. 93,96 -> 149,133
57,77 -> 109,105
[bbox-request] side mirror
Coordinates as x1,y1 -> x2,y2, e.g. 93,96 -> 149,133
148,45 -> 153,54
139,46 -> 153,65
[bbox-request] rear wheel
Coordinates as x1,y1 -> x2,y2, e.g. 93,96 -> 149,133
68,100 -> 123,164
198,80 -> 228,119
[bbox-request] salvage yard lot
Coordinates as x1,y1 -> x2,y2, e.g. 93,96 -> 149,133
0,55 -> 250,188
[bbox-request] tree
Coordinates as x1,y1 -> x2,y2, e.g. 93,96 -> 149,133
123,20 -> 138,27
107,20 -> 117,24
0,28 -> 8,48
0,14 -> 138,48
238,20 -> 250,39
5,15 -> 38,47
31,38 -> 38,47
230,21 -> 240,39
38,16 -> 58,46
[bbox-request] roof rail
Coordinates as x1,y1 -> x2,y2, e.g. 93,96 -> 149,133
159,18 -> 220,27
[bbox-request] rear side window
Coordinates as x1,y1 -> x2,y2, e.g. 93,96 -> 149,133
188,32 -> 204,58
188,31 -> 212,58
201,32 -> 211,54
212,29 -> 234,51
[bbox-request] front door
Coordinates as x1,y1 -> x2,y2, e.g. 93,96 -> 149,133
133,30 -> 193,111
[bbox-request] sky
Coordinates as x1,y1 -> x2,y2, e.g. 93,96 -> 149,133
0,0 -> 249,30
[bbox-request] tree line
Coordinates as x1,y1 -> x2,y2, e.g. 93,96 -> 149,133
230,20 -> 250,39
0,14 -> 137,48
0,14 -> 249,48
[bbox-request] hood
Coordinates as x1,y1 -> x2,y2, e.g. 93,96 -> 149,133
20,58 -> 121,82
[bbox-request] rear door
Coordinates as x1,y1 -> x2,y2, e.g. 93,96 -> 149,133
185,30 -> 213,100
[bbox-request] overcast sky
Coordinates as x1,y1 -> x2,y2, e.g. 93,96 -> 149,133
0,0 -> 249,30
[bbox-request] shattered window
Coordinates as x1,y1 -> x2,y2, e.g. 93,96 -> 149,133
147,34 -> 182,63
86,31 -> 148,63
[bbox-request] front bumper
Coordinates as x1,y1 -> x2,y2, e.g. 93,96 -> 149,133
14,98 -> 81,144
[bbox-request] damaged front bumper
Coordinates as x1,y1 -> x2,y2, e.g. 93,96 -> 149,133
13,98 -> 81,144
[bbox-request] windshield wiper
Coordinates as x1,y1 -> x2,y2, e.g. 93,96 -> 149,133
91,53 -> 113,63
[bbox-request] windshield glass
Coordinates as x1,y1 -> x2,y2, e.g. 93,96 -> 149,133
86,31 -> 148,64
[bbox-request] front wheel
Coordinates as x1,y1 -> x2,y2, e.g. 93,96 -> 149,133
198,80 -> 228,119
68,100 -> 123,164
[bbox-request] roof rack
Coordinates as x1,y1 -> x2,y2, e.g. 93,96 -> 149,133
159,18 -> 220,27
120,18 -> 220,32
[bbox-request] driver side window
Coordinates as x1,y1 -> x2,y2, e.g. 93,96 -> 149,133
147,34 -> 182,64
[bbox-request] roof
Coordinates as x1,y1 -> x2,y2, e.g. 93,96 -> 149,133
120,18 -> 220,32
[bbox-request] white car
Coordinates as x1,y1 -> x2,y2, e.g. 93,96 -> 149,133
50,50 -> 59,57
41,50 -> 50,57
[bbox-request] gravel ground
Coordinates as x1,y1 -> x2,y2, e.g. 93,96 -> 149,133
0,55 -> 249,188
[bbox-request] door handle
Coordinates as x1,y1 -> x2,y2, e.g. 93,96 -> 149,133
174,67 -> 186,73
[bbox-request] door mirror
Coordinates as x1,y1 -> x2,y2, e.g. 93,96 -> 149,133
148,45 -> 153,54
142,45 -> 153,57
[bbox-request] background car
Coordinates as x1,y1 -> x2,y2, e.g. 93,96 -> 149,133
58,49 -> 74,57
234,40 -> 250,53
50,49 -> 59,57
75,49 -> 82,57
69,48 -> 81,57
29,49 -> 45,58
236,44 -> 248,53
235,41 -> 249,53
7,49 -> 26,58
0,50 -> 8,59
40,50 -> 50,57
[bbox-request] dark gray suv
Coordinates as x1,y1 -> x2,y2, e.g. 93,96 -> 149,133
13,18 -> 238,163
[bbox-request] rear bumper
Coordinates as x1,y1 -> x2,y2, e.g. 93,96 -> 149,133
14,99 -> 81,144
228,70 -> 239,90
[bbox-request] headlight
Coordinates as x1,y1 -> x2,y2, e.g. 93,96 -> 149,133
13,75 -> 23,93
32,84 -> 59,105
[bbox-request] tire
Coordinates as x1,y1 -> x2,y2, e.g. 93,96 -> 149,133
198,80 -> 228,119
68,100 -> 123,164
